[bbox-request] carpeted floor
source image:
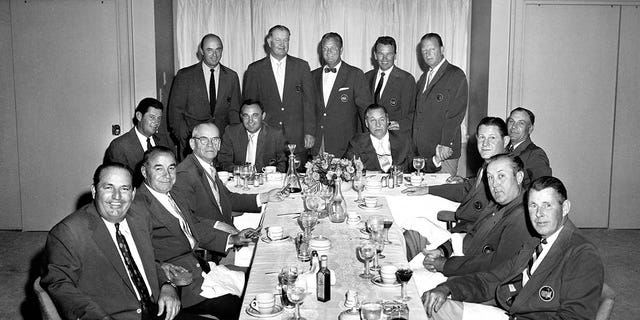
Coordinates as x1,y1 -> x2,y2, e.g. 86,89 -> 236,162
1,229 -> 637,319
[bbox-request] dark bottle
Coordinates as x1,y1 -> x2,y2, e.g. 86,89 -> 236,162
316,255 -> 331,302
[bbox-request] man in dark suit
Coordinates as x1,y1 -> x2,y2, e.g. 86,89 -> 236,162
105,98 -> 174,186
413,33 -> 468,176
364,36 -> 416,136
135,147 -> 257,319
422,177 -> 603,320
507,107 -> 552,183
218,101 -> 287,172
41,163 -> 182,320
311,32 -> 372,158
243,25 -> 316,163
168,34 -> 242,159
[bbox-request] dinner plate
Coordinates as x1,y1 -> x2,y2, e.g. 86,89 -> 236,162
371,275 -> 401,287
245,304 -> 284,318
358,203 -> 383,210
260,235 -> 291,243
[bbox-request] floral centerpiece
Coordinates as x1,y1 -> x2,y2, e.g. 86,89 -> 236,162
305,153 -> 364,186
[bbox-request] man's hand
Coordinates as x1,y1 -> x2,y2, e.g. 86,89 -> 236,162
260,188 -> 285,203
401,186 -> 429,196
388,121 -> 400,131
437,145 -> 453,160
423,248 -> 445,259
304,134 -> 315,149
446,175 -> 464,184
214,222 -> 239,234
422,286 -> 451,318
160,263 -> 189,281
158,283 -> 181,320
230,228 -> 258,247
423,255 -> 447,273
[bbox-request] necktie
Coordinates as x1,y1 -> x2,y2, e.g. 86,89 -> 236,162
374,72 -> 385,103
324,67 -> 337,73
527,238 -> 548,277
246,133 -> 256,165
423,69 -> 434,93
146,137 -> 152,151
167,194 -> 196,249
377,140 -> 391,172
276,61 -> 285,100
207,165 -> 221,209
209,68 -> 216,117
114,223 -> 153,309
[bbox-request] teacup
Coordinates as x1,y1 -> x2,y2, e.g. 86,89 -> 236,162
380,265 -> 398,284
410,175 -> 423,186
217,171 -> 230,181
262,166 -> 277,174
267,226 -> 284,240
364,197 -> 378,208
250,293 -> 275,313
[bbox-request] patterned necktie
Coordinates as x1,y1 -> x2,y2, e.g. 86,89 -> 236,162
374,72 -> 385,103
114,223 -> 153,309
246,133 -> 256,165
209,68 -> 216,116
527,238 -> 548,277
146,137 -> 152,151
423,68 -> 434,93
167,194 -> 196,249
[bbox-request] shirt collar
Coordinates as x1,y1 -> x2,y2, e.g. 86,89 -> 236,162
370,131 -> 390,144
378,65 -> 394,77
429,58 -> 446,75
194,154 -> 214,171
270,54 -> 286,66
246,128 -> 262,138
145,183 -> 170,200
325,61 -> 342,73
542,224 -> 564,247
202,61 -> 218,74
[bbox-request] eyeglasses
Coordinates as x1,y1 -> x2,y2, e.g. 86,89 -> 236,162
193,136 -> 221,145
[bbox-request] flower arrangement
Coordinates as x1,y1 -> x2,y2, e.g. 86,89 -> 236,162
305,153 -> 364,186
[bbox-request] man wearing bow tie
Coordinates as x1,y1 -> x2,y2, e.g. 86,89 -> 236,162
311,32 -> 372,158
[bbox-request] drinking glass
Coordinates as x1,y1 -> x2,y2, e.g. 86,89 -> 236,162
304,194 -> 322,214
383,218 -> 394,244
395,264 -> 414,301
352,174 -> 365,203
360,300 -> 383,320
356,241 -> 376,278
367,215 -> 384,234
319,184 -> 334,219
278,266 -> 298,309
240,164 -> 252,191
286,286 -> 307,320
233,165 -> 242,188
412,157 -> 425,176
298,211 -> 319,238
370,232 -> 385,271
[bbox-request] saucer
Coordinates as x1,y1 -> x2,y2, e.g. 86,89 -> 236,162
245,304 -> 284,318
358,203 -> 383,210
371,275 -> 401,287
260,235 -> 291,243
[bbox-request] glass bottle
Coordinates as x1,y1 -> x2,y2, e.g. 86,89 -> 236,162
338,290 -> 360,320
316,255 -> 331,302
284,143 -> 302,193
329,178 -> 347,223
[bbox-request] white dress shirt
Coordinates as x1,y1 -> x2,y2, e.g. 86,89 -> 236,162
270,55 -> 286,101
322,61 -> 342,107
134,126 -> 155,152
245,129 -> 261,166
522,225 -> 565,286
202,62 -> 220,102
374,65 -> 394,99
370,132 -> 392,171
423,58 -> 446,93
146,185 -> 197,249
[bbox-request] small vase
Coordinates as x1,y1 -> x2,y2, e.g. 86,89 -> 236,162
329,178 -> 347,223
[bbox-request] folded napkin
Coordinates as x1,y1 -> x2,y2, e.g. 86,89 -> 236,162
200,262 -> 245,298
409,253 -> 448,294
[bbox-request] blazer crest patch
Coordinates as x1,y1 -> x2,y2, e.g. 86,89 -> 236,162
390,98 -> 397,106
296,85 -> 302,92
436,93 -> 444,102
539,286 -> 554,302
340,93 -> 349,103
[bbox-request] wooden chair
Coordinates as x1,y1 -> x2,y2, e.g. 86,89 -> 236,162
33,277 -> 62,320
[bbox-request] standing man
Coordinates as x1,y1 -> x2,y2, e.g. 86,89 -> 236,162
243,25 -> 316,163
507,107 -> 552,183
413,33 -> 468,176
364,36 -> 416,136
42,163 -> 182,320
218,101 -> 287,172
168,34 -> 241,159
311,32 -> 372,158
105,98 -> 174,186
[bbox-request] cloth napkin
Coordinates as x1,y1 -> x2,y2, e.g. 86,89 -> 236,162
200,262 -> 245,298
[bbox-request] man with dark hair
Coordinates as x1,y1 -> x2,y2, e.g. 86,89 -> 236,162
507,107 -> 552,183
311,32 -> 372,158
104,97 -> 174,186
422,176 -> 604,320
218,100 -> 287,172
42,163 -> 183,320
243,25 -> 316,164
413,33 -> 468,176
364,36 -> 416,136
168,34 -> 242,159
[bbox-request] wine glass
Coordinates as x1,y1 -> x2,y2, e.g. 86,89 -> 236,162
319,184 -> 333,219
240,164 -> 252,191
383,218 -> 394,244
304,194 -> 322,214
356,240 -> 376,278
370,231 -> 385,271
412,157 -> 425,176
278,266 -> 298,309
395,264 -> 414,301
286,286 -> 307,320
298,211 -> 318,238
233,165 -> 242,188
360,300 -> 383,320
352,174 -> 365,204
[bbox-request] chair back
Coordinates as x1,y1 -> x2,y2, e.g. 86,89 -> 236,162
33,277 -> 62,320
595,283 -> 615,320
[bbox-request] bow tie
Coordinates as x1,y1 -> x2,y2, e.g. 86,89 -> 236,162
324,67 -> 337,73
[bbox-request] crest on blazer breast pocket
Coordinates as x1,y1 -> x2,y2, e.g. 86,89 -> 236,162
340,94 -> 349,103
539,286 -> 554,302
296,85 -> 302,93
389,98 -> 397,107
436,93 -> 444,102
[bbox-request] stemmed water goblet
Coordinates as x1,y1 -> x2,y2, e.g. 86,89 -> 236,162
278,266 -> 298,309
240,164 -> 252,191
298,210 -> 319,239
286,286 -> 307,320
395,264 -> 414,301
352,174 -> 365,204
233,165 -> 242,188
356,240 -> 376,278
304,194 -> 322,215
412,156 -> 425,176
319,184 -> 333,219
370,231 -> 385,271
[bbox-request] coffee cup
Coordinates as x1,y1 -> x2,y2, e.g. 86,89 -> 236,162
262,166 -> 277,174
364,197 -> 378,208
267,226 -> 284,240
380,265 -> 398,284
250,293 -> 275,313
217,171 -> 230,181
410,175 -> 423,186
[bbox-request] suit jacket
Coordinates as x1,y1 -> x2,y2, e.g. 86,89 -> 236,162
41,204 -> 166,320
173,154 -> 260,225
413,60 -> 468,159
311,61 -> 373,158
441,192 -> 537,276
104,127 -> 174,186
364,67 -> 416,135
133,184 -> 231,308
344,131 -> 412,172
443,220 -> 604,320
511,138 -> 552,184
168,62 -> 241,148
243,55 -> 316,154
217,123 -> 287,172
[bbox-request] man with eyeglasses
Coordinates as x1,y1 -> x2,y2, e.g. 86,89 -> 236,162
218,100 -> 287,172
105,97 -> 174,186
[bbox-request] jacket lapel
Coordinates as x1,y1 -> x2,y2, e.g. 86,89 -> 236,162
197,62 -> 209,102
255,127 -> 268,169
326,64 -> 348,109
238,130 -> 249,163
188,155 -> 219,210
139,185 -> 192,250
369,68 -> 378,95
380,68 -> 399,102
389,132 -> 402,165
424,60 -> 449,96
314,68 -> 324,107
127,208 -> 161,298
263,58 -> 282,103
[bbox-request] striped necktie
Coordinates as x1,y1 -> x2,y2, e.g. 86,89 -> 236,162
527,238 -> 548,277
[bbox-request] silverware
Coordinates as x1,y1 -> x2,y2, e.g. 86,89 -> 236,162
277,212 -> 300,216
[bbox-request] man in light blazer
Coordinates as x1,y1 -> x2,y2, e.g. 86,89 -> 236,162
168,34 -> 241,159
311,32 -> 373,158
243,25 -> 316,163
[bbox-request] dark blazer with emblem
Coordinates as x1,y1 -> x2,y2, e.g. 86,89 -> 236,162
133,184 -> 230,308
217,123 -> 287,173
41,203 -> 167,320
242,55 -> 316,154
412,60 -> 468,159
364,66 -> 416,135
104,127 -> 174,186
344,131 -> 413,172
168,62 -> 241,152
441,192 -> 537,276
311,61 -> 373,158
511,138 -> 552,185
442,220 -> 604,320
173,154 -> 260,226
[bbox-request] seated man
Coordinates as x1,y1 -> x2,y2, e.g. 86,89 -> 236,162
507,107 -> 552,184
104,97 -> 174,186
134,146 -> 255,319
41,163 -> 181,320
218,100 -> 287,172
403,117 -> 511,232
405,154 -> 537,281
422,176 -> 604,320
345,104 -> 426,173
